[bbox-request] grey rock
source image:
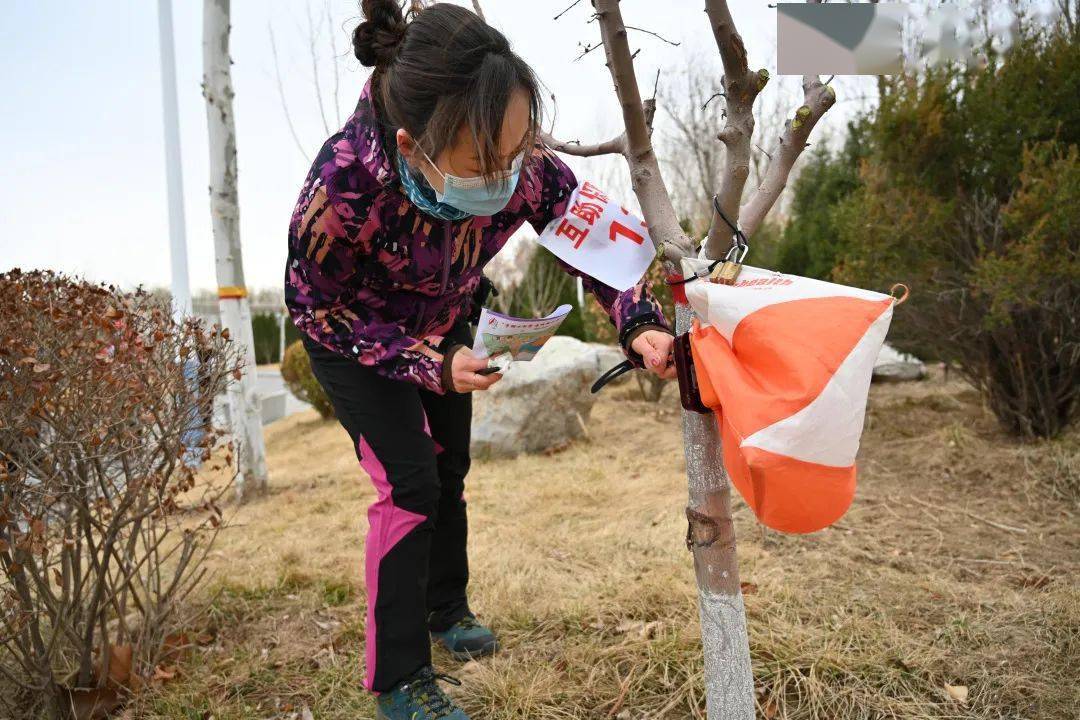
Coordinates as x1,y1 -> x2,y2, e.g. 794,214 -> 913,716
471,336 -> 603,458
873,343 -> 927,383
586,342 -> 632,386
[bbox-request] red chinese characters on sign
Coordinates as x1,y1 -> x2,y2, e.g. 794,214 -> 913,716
553,182 -> 643,250
579,181 -> 609,203
554,218 -> 590,249
569,201 -> 604,225
538,179 -> 654,292
554,181 -> 612,249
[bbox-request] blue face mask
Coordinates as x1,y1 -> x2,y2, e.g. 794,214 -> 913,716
400,146 -> 525,219
397,154 -> 470,222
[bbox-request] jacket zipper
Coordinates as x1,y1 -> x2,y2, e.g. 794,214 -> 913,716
411,221 -> 453,338
439,221 -> 452,295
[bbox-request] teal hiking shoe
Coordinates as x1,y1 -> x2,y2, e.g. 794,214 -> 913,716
431,614 -> 499,661
375,666 -> 468,720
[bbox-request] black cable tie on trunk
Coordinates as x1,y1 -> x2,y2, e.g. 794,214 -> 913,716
666,195 -> 750,290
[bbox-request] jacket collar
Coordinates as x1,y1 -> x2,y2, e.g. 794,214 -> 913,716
343,75 -> 398,188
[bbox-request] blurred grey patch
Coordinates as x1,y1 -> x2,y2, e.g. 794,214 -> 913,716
920,5 -> 976,66
778,3 -> 906,75
780,3 -> 876,49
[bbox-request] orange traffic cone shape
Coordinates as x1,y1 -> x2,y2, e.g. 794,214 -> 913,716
682,262 -> 898,534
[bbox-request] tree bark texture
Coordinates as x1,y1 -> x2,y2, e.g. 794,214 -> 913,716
591,2 -> 755,717
203,0 -> 268,500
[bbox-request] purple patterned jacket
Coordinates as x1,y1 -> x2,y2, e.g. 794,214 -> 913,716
286,79 -> 668,394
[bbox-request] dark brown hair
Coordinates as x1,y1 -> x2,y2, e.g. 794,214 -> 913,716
352,0 -> 541,179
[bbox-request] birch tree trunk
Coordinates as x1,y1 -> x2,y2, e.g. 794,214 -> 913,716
203,0 -> 268,500
542,1 -> 835,716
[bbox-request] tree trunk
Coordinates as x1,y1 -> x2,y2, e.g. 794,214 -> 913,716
677,306 -> 754,719
544,0 -> 834,714
203,0 -> 268,500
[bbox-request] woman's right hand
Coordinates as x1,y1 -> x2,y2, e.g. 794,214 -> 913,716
449,348 -> 502,392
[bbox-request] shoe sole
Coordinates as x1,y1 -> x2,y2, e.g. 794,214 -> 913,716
436,638 -> 499,662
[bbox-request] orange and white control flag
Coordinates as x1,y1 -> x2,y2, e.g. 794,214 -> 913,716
682,261 -> 897,534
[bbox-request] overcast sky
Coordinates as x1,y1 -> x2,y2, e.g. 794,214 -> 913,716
0,1 -> 871,294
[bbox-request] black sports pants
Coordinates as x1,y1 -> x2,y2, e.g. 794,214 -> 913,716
302,325 -> 472,693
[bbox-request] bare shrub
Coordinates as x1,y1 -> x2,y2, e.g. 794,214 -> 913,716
0,269 -> 239,718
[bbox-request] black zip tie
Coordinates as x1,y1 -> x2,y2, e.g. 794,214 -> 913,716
667,258 -> 721,287
590,359 -> 635,394
712,194 -> 749,249
664,195 -> 750,291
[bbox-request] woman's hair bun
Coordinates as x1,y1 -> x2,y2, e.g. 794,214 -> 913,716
353,0 -> 408,68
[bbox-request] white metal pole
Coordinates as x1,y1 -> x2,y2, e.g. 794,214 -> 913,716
157,0 -> 191,319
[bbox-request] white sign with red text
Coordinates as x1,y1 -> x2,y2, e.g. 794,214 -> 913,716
537,181 -> 655,292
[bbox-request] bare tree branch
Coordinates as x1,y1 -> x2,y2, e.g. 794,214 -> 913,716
305,2 -> 331,136
703,91 -> 725,109
327,0 -> 341,127
658,63 -> 726,231
592,0 -> 692,261
625,25 -> 681,47
643,97 -> 657,136
740,75 -> 835,237
703,0 -> 770,258
268,23 -> 311,163
574,41 -> 603,60
553,0 -> 584,21
539,130 -> 626,157
471,0 -> 486,21
538,96 -> 653,160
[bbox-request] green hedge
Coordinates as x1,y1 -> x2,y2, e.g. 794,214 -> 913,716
250,312 -> 302,365
280,340 -> 335,419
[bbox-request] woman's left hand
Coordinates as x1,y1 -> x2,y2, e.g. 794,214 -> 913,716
631,330 -> 677,379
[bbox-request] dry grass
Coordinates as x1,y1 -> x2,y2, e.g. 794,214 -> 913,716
131,369 -> 1079,719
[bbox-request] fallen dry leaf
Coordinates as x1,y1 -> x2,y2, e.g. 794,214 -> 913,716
152,665 -> 176,681
63,686 -> 122,720
161,632 -> 195,664
944,683 -> 969,703
99,643 -> 133,687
